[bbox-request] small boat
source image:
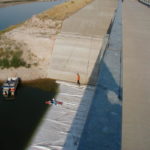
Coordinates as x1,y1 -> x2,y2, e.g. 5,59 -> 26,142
45,98 -> 63,105
2,77 -> 19,97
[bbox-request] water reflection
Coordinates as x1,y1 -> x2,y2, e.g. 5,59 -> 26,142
0,0 -> 66,30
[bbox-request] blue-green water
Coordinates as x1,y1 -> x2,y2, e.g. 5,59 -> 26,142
0,0 -> 66,30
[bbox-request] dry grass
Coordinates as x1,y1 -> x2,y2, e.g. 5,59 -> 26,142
38,0 -> 94,20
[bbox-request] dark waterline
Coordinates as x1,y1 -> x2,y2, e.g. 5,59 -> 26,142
0,0 -> 67,30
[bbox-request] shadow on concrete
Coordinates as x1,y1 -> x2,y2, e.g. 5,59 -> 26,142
0,86 -> 54,150
138,0 -> 150,7
77,59 -> 122,150
62,0 -> 122,149
62,49 -> 122,150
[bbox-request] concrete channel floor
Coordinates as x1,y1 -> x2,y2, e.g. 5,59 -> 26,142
77,0 -> 122,150
122,0 -> 150,150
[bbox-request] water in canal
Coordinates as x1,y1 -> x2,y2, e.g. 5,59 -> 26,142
0,0 -> 67,30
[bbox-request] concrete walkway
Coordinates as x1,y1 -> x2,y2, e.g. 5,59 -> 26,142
122,0 -> 150,150
48,0 -> 117,84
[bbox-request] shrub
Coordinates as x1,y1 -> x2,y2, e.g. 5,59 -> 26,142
0,49 -> 28,68
10,55 -> 26,68
0,58 -> 10,68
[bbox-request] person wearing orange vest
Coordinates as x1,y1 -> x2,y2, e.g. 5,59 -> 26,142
77,73 -> 80,86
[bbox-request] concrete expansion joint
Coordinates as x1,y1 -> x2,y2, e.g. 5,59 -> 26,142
97,83 -> 108,91
59,32 -> 103,40
107,48 -> 121,52
98,34 -> 110,60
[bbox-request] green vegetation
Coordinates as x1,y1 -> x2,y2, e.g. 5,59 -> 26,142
0,48 -> 29,69
22,78 -> 59,93
0,35 -> 32,69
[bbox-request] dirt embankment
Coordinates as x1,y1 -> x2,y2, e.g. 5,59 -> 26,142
0,0 -> 94,80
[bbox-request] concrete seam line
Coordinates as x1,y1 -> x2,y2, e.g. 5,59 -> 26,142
59,32 -> 103,39
99,34 -> 109,61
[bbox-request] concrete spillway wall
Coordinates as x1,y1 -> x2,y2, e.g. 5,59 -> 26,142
48,0 -> 118,85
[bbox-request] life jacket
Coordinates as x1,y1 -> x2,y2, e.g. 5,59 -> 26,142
77,74 -> 80,81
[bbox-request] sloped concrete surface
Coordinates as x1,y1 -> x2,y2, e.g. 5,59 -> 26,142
48,0 -> 118,84
122,0 -> 150,150
61,0 -> 117,37
48,33 -> 103,84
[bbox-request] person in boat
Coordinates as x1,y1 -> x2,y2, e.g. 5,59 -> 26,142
45,98 -> 57,105
45,98 -> 63,105
50,98 -> 57,105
